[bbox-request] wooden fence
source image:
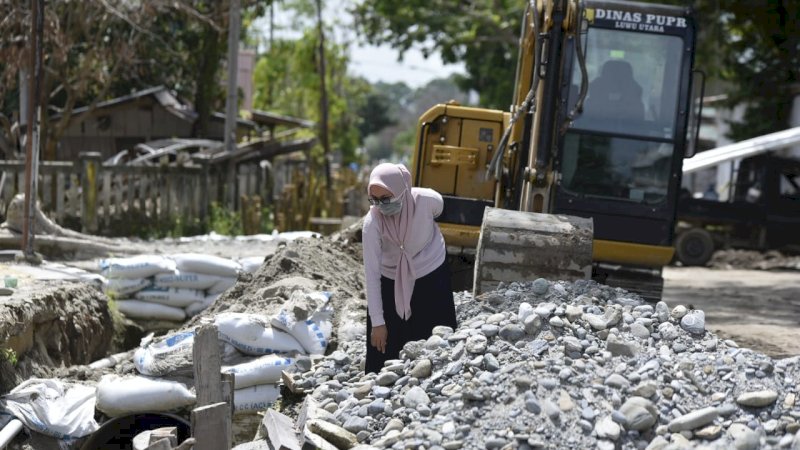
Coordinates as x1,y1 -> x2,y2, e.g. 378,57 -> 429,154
0,152 -> 271,235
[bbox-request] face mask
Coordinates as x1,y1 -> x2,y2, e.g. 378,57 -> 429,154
377,191 -> 404,216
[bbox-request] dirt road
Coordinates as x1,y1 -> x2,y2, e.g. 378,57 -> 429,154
663,266 -> 800,359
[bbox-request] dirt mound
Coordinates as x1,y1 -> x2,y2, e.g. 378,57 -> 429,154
710,249 -> 800,271
0,283 -> 113,395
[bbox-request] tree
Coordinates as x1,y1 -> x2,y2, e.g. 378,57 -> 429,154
0,0 -> 272,158
252,30 -> 372,164
694,0 -> 799,140
351,0 -> 522,109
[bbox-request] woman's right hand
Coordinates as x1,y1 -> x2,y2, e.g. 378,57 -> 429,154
371,325 -> 388,353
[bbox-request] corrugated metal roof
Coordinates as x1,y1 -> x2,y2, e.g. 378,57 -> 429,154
683,126 -> 800,174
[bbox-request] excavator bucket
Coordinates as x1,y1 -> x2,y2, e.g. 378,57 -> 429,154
473,208 -> 594,296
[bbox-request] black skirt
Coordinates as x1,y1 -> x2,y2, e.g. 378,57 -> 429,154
365,261 -> 457,374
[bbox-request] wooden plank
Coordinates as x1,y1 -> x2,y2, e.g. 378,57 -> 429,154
165,173 -> 172,221
148,427 -> 178,447
193,324 -> 222,406
191,402 -> 230,450
56,172 -> 65,222
144,438 -> 172,450
263,409 -> 301,450
102,172 -> 111,227
221,372 -> 234,421
127,172 -> 135,216
281,370 -> 305,395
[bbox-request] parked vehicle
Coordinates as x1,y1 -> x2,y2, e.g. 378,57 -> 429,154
675,154 -> 800,265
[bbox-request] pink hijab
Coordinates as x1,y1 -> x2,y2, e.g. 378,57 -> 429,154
368,163 -> 417,320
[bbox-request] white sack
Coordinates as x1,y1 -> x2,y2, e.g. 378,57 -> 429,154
233,384 -> 280,413
238,256 -> 264,274
95,375 -> 195,417
134,331 -> 195,376
0,378 -> 98,441
99,255 -> 176,279
215,313 -> 305,355
116,300 -> 186,322
135,287 -> 205,308
170,253 -> 241,278
184,294 -> 220,318
222,355 -> 294,389
272,291 -> 333,355
104,278 -> 151,296
154,271 -> 223,290
206,277 -> 237,295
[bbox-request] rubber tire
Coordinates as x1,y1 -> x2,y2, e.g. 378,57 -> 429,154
675,228 -> 715,266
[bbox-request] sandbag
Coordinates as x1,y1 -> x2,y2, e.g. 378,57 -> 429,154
272,291 -> 333,355
134,331 -> 195,376
0,378 -> 98,441
222,355 -> 294,389
215,313 -> 305,355
135,287 -> 205,308
154,271 -> 223,290
99,255 -> 176,279
238,256 -> 264,274
206,277 -> 237,295
104,278 -> 151,296
170,253 -> 241,278
184,293 -> 220,318
115,299 -> 186,322
233,384 -> 280,413
95,375 -> 195,417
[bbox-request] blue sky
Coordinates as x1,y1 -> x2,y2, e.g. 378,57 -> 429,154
253,0 -> 466,88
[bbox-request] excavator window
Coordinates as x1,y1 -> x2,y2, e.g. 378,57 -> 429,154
569,28 -> 683,139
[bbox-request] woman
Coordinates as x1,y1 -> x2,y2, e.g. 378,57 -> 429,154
362,163 -> 457,374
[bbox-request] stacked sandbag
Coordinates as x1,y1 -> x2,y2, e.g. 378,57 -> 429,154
100,255 -> 186,321
169,253 -> 242,317
115,292 -> 332,417
100,253 -> 244,321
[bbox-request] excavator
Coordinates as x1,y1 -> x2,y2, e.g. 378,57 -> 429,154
410,0 -> 703,300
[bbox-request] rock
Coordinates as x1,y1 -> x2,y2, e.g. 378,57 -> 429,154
383,418 -> 404,433
728,423 -> 760,450
671,305 -> 688,319
563,337 -> 582,355
604,374 -> 630,389
518,302 -> 534,321
343,417 -> 369,434
465,335 -> 488,354
736,390 -> 779,407
376,372 -> 399,386
584,313 -> 607,331
432,326 -> 454,338
532,278 -> 549,295
307,419 -> 359,450
352,382 -> 374,400
633,381 -> 658,398
595,416 -> 621,441
657,322 -> 679,341
558,390 -> 575,411
499,324 -> 525,343
619,397 -> 658,431
655,301 -> 670,323
523,315 -> 543,335
404,386 -> 430,409
606,334 -> 638,357
629,322 -> 651,339
645,436 -> 669,450
410,359 -> 432,378
667,406 -> 719,432
680,310 -> 706,335
695,425 -> 722,440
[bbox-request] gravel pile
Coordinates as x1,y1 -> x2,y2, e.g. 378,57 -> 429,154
290,278 -> 800,450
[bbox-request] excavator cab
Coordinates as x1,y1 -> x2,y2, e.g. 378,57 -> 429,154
411,0 -> 701,299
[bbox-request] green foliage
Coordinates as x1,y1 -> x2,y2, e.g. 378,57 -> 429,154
695,0 -> 799,141
351,0 -> 523,108
253,27 -> 374,164
0,348 -> 18,367
209,201 -> 243,236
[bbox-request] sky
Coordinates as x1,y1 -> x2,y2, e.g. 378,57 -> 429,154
253,0 -> 466,89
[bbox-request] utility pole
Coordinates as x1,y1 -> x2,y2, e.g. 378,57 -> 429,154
315,0 -> 331,190
224,0 -> 241,208
22,0 -> 44,261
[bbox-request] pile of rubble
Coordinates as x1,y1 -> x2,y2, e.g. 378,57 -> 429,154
289,278 -> 800,450
710,249 -> 800,271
